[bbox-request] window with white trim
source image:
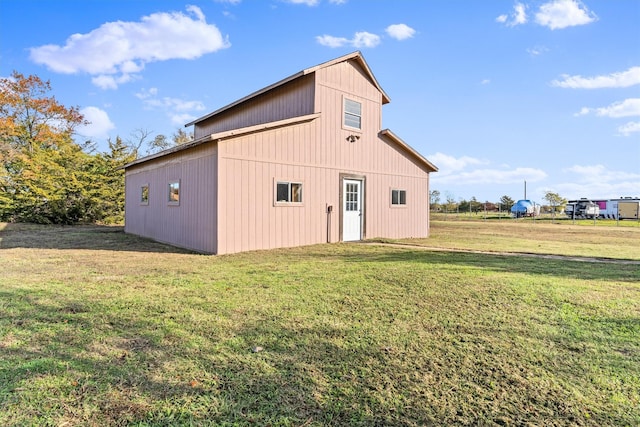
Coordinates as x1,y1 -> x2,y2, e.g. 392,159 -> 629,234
140,185 -> 149,205
276,181 -> 303,204
344,98 -> 362,130
168,181 -> 180,205
391,189 -> 406,206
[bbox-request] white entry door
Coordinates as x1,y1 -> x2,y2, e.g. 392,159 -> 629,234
343,179 -> 362,241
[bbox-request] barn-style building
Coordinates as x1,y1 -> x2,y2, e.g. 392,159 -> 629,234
123,51 -> 437,254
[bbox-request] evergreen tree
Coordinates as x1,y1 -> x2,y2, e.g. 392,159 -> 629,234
0,71 -> 136,224
499,195 -> 515,211
91,137 -> 136,223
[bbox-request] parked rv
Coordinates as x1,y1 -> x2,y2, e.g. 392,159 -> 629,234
566,197 -> 639,220
565,199 -> 600,219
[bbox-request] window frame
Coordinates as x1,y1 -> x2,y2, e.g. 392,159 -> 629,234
168,180 -> 180,206
343,97 -> 362,131
274,179 -> 304,206
140,184 -> 149,205
391,189 -> 407,207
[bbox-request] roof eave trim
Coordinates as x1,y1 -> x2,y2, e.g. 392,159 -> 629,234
379,129 -> 438,172
210,113 -> 320,141
121,135 -> 212,169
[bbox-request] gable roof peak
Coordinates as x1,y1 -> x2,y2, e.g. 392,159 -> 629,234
303,51 -> 390,104
185,51 -> 390,127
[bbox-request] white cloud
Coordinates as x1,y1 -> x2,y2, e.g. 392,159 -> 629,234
427,152 -> 486,173
284,0 -> 319,5
565,165 -> 640,183
552,67 -> 640,89
171,113 -> 199,126
481,79 -> 491,85
576,98 -> 640,118
77,106 -> 115,139
353,32 -> 381,48
316,31 -> 380,48
617,121 -> 640,137
535,0 -> 597,30
316,35 -> 350,48
558,165 -> 640,198
385,24 -> 416,41
135,87 -> 159,100
512,2 -> 528,25
157,98 -> 206,113
317,23 -> 414,49
434,166 -> 547,185
527,46 -> 549,56
496,2 -> 528,27
428,153 -> 547,186
136,88 -> 206,126
29,6 -> 230,89
91,74 -> 139,90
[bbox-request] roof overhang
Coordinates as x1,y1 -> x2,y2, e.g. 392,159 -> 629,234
123,113 -> 321,170
379,129 -> 438,173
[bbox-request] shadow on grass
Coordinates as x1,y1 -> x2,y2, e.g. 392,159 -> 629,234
0,287 -> 436,426
303,244 -> 640,283
0,222 -> 193,254
3,283 -> 637,426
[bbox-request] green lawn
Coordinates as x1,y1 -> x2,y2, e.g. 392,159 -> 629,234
1,222 -> 638,426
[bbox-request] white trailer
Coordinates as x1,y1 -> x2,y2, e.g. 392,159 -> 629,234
565,199 -> 600,219
569,197 -> 639,220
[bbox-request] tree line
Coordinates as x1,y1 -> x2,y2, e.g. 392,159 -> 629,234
429,190 -> 567,214
0,72 -> 190,225
1,72 -> 570,225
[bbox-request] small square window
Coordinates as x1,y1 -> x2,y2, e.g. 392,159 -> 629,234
168,181 -> 180,205
276,181 -> 303,204
391,189 -> 406,206
344,98 -> 362,130
140,185 -> 149,205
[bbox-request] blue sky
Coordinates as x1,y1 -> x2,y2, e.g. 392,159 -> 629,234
1,0 -> 638,203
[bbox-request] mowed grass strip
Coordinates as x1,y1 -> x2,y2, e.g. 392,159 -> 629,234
406,218 -> 640,261
0,222 -> 638,426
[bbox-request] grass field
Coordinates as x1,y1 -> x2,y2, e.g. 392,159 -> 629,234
1,221 -> 638,426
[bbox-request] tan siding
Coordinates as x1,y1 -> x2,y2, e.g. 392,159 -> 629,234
194,74 -> 315,139
214,105 -> 430,254
126,54 -> 433,255
124,143 -> 218,253
216,119 -> 343,254
311,59 -> 430,241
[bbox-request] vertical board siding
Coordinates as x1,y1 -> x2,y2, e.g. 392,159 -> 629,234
213,58 -> 430,254
124,144 -> 218,253
126,56 -> 433,255
312,59 -> 430,242
194,75 -> 315,139
216,119 -> 342,254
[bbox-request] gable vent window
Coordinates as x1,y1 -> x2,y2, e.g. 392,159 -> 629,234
391,189 -> 406,206
276,181 -> 303,204
344,98 -> 362,130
